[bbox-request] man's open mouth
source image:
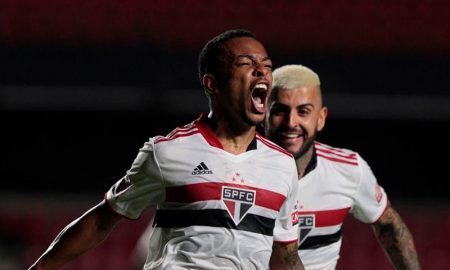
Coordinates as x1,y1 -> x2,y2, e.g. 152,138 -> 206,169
251,83 -> 268,113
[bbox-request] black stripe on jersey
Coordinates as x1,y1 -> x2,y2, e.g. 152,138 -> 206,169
154,209 -> 275,236
298,229 -> 342,250
304,146 -> 318,177
246,137 -> 257,151
200,162 -> 208,170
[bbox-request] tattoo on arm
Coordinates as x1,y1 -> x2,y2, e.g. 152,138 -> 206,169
270,242 -> 304,270
372,206 -> 421,270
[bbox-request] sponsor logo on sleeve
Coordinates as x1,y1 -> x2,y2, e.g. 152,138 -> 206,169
375,184 -> 383,204
291,201 -> 299,226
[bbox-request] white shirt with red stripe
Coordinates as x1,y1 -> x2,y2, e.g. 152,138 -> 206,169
106,114 -> 299,270
297,141 -> 388,270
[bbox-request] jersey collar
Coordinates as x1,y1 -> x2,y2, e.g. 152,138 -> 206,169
304,144 -> 318,177
194,113 -> 257,151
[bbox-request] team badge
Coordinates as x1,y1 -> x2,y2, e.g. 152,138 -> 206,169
222,186 -> 256,225
298,214 -> 315,245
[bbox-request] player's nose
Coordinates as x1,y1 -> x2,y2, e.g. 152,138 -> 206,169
253,62 -> 270,78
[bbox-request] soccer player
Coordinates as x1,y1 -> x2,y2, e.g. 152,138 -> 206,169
28,30 -> 304,270
265,64 -> 421,270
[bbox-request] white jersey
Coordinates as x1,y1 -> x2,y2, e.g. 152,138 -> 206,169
296,141 -> 388,270
106,114 -> 299,270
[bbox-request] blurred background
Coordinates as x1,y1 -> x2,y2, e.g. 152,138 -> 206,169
1,1 -> 449,269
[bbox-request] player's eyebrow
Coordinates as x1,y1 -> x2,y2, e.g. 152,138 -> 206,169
297,103 -> 314,109
237,54 -> 272,62
271,102 -> 315,110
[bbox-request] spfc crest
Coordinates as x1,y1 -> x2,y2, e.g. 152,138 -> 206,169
298,214 -> 315,245
222,186 -> 256,225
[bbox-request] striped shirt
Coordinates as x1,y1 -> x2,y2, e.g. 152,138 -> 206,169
106,114 -> 299,270
296,141 -> 388,270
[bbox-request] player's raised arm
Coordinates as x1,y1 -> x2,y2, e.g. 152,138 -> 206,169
28,200 -> 122,270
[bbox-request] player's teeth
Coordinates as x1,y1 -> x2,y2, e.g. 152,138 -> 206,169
286,134 -> 298,138
255,84 -> 267,90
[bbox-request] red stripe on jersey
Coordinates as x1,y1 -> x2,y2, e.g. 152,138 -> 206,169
165,182 -> 286,211
315,141 -> 346,153
316,147 -> 357,160
317,153 -> 359,166
154,130 -> 200,144
298,207 -> 350,227
194,116 -> 224,149
256,134 -> 292,157
166,124 -> 196,138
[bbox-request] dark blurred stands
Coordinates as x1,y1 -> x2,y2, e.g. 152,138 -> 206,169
1,1 -> 450,268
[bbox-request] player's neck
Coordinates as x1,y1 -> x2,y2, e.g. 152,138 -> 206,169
296,147 -> 314,179
215,126 -> 256,155
207,112 -> 256,155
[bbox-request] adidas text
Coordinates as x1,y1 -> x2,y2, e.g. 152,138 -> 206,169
192,170 -> 213,175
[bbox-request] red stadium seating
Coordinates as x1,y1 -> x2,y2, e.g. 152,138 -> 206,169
1,197 -> 448,269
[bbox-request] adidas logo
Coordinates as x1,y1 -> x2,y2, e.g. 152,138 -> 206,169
192,162 -> 213,175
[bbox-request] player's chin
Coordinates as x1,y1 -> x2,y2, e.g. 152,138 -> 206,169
290,146 -> 304,157
279,142 -> 302,156
246,111 -> 265,126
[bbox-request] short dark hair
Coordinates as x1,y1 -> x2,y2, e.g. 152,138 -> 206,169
198,29 -> 256,83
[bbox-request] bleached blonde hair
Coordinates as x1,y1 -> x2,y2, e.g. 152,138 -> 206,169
271,64 -> 321,102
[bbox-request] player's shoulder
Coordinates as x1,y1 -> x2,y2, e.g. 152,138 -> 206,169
314,141 -> 360,167
153,121 -> 200,145
256,133 -> 293,159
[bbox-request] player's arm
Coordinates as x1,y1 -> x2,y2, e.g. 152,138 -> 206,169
28,200 -> 122,270
269,241 -> 304,270
372,204 -> 421,270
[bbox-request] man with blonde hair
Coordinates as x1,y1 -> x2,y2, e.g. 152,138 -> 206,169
265,64 -> 421,269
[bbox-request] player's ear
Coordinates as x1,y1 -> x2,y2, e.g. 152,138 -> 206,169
202,74 -> 219,94
317,106 -> 328,132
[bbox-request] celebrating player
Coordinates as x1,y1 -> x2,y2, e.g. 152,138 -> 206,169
28,30 -> 304,270
265,64 -> 421,270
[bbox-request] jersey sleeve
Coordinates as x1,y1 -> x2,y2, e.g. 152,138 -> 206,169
273,159 -> 300,243
350,154 -> 388,223
106,138 -> 165,219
